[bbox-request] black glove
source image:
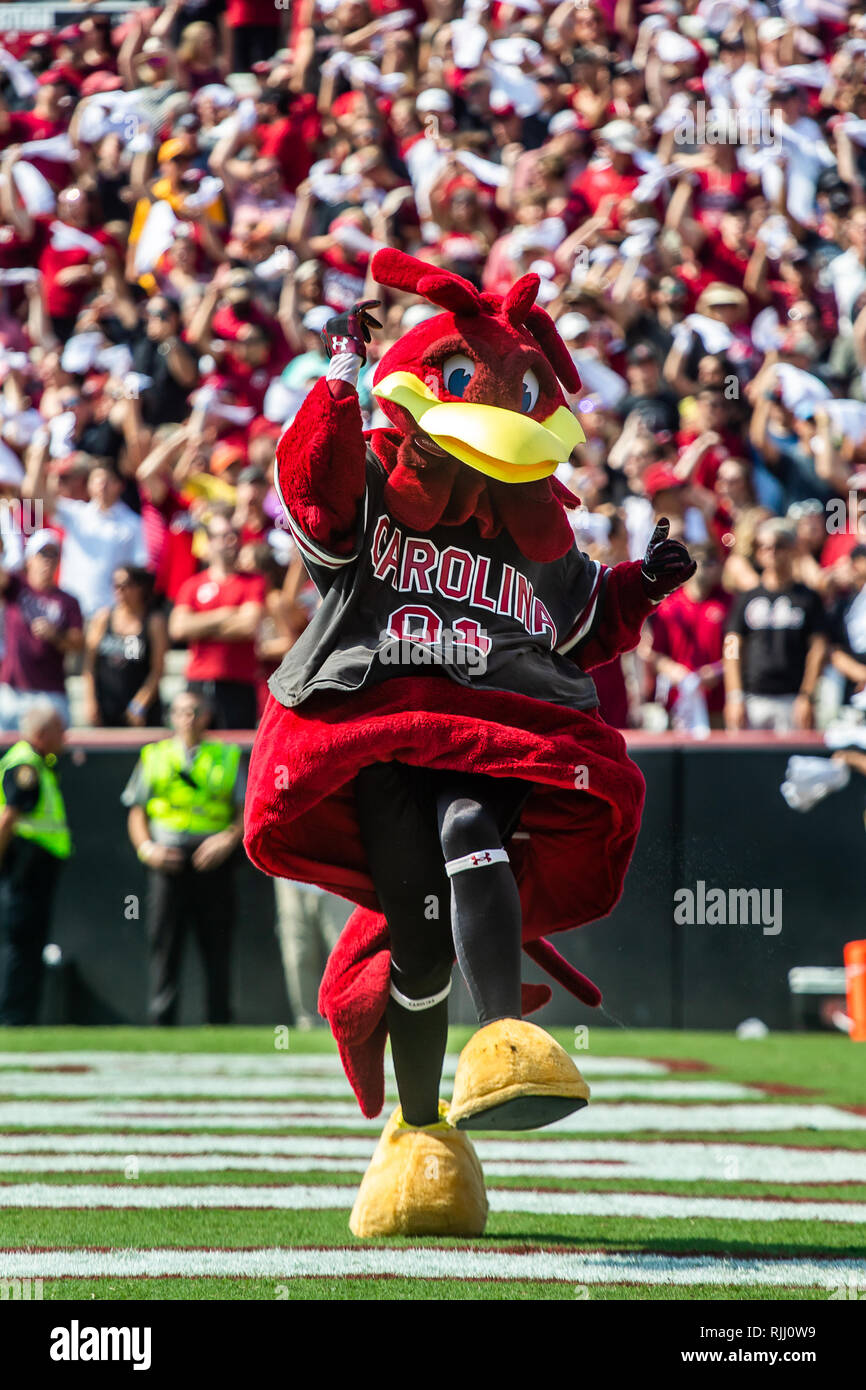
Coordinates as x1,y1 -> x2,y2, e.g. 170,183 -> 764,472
321,300 -> 382,363
641,517 -> 697,600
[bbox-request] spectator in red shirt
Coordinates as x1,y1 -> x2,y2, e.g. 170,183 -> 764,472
233,465 -> 270,548
12,187 -> 121,341
169,512 -> 266,729
0,529 -> 83,731
0,78 -> 69,161
564,121 -> 642,232
254,88 -> 320,195
643,545 -> 731,729
225,0 -> 283,73
676,388 -> 745,491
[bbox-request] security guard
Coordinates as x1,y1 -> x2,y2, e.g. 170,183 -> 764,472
0,702 -> 71,1024
123,690 -> 245,1025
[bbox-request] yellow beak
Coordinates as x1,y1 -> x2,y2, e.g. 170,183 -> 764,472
373,371 -> 585,483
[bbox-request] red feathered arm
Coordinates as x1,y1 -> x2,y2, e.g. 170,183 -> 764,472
274,375 -> 367,558
575,559 -> 656,671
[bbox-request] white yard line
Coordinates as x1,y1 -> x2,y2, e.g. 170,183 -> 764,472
0,1182 -> 865,1222
0,1246 -> 862,1288
0,1053 -> 670,1078
0,1076 -> 753,1100
0,1138 -> 864,1182
0,1101 -> 862,1133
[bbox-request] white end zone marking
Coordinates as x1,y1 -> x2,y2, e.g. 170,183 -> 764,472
0,1139 -> 864,1183
2,1184 -> 866,1223
0,1075 -> 753,1100
0,1053 -> 672,1079
0,1102 -> 863,1132
0,1246 -> 864,1288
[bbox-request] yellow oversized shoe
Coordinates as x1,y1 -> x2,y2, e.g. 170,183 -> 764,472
349,1103 -> 488,1238
448,1018 -> 590,1131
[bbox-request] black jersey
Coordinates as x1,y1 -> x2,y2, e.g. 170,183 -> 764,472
270,450 -> 608,712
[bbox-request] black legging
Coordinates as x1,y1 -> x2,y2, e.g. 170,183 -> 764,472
355,762 -> 530,1125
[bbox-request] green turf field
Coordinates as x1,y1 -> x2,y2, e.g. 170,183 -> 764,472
0,1027 -> 864,1301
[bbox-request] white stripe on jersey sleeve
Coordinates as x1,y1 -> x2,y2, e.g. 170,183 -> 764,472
272,453 -> 366,571
556,561 -> 606,656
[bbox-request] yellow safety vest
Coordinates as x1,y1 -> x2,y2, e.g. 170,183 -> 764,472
0,740 -> 71,859
140,739 -> 240,835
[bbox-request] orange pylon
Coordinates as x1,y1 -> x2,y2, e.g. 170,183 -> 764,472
844,941 -> 866,1042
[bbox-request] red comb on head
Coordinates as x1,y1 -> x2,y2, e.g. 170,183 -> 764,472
525,305 -> 581,394
502,273 -> 540,326
372,248 -> 482,314
372,246 -> 582,395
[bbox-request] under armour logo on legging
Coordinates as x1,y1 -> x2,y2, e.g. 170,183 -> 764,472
445,847 -> 509,877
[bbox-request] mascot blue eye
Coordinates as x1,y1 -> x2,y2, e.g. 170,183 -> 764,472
521,369 -> 540,413
442,354 -> 475,397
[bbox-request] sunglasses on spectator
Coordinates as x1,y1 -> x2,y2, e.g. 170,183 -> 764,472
147,307 -> 171,320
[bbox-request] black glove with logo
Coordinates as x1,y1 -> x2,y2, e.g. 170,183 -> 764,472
641,517 -> 697,601
321,300 -> 382,363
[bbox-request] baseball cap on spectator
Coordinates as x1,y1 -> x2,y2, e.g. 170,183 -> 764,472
295,261 -> 321,285
158,138 -> 190,164
416,89 -> 452,114
211,441 -> 247,475
402,304 -> 439,329
643,464 -> 686,498
696,284 -> 748,311
557,313 -> 592,341
48,454 -> 89,478
25,528 -> 61,558
787,499 -> 825,520
27,33 -> 54,50
302,306 -> 333,334
758,18 -> 789,42
627,343 -> 659,364
655,31 -> 699,65
597,120 -> 638,153
80,73 -> 125,97
490,93 -> 517,119
490,37 -> 542,67
250,416 -> 281,442
57,25 -> 83,44
548,110 -> 581,136
332,91 -> 364,120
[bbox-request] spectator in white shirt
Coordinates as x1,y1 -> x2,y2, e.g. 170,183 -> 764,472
34,461 -> 149,619
826,206 -> 866,331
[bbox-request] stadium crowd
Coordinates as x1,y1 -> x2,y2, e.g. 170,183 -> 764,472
2,0 -> 866,735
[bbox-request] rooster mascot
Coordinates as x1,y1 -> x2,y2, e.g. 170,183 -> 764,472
244,248 -> 695,1237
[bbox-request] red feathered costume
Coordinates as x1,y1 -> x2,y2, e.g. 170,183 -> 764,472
244,251 -> 658,1119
